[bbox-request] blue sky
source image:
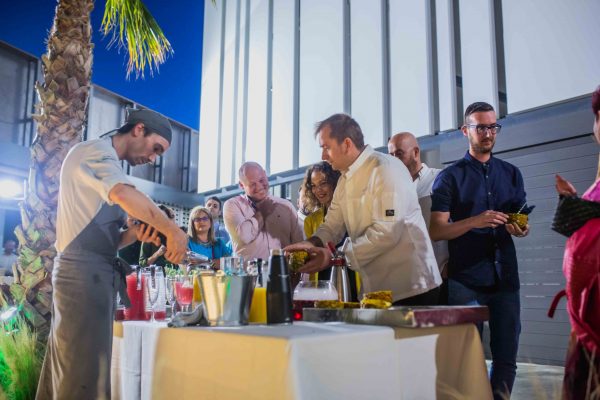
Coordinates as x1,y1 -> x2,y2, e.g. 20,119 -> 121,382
0,0 -> 205,130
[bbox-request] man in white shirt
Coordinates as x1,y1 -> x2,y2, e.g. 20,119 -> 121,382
37,109 -> 188,400
0,240 -> 17,276
285,114 -> 441,304
388,132 -> 449,303
223,162 -> 304,260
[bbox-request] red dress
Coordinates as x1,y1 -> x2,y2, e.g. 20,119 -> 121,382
558,179 -> 600,399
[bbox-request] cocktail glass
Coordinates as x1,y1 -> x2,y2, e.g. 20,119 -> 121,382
292,280 -> 338,321
165,276 -> 177,320
175,275 -> 194,312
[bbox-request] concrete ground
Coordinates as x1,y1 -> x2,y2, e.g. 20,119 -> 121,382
486,361 -> 564,400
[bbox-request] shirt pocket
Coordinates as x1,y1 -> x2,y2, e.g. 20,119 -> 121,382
347,192 -> 373,235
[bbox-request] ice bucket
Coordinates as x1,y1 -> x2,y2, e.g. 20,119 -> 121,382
198,271 -> 257,326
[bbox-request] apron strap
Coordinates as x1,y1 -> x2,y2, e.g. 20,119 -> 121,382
113,257 -> 134,307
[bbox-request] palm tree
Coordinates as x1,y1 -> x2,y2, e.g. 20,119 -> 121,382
4,0 -> 175,339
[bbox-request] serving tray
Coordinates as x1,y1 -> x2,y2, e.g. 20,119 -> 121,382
303,305 -> 489,328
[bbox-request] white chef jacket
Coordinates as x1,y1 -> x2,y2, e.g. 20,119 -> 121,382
415,163 -> 449,273
315,145 -> 442,302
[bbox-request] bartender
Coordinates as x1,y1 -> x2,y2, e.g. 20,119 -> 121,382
36,109 -> 188,400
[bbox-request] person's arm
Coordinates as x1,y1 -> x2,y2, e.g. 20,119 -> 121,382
223,197 -> 265,245
429,210 -> 508,241
428,169 -> 508,241
109,184 -> 188,264
146,245 -> 167,265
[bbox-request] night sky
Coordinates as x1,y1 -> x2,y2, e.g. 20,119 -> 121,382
0,0 -> 205,130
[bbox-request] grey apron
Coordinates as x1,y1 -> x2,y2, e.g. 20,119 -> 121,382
37,203 -> 128,400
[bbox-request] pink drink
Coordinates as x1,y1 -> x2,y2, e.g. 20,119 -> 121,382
175,281 -> 194,306
125,273 -> 146,320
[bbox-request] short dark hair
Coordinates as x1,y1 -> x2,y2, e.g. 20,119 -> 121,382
158,204 -> 175,219
464,102 -> 495,123
207,196 -> 222,209
314,114 -> 365,149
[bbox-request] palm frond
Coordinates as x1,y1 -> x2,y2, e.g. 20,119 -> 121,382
101,0 -> 173,79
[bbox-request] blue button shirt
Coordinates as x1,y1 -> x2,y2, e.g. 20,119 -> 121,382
431,152 -> 527,291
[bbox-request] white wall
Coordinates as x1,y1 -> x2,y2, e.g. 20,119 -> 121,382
198,0 -> 222,192
298,0 -> 344,167
198,0 -> 600,192
503,0 -> 600,113
350,0 -> 384,145
270,0 -> 295,174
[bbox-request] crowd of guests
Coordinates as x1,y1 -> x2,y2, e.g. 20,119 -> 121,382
114,95 -> 599,400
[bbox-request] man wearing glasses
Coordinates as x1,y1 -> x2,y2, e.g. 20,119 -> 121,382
429,102 -> 530,399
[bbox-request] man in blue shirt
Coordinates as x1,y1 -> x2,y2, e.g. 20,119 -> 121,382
206,196 -> 231,244
430,102 -> 530,399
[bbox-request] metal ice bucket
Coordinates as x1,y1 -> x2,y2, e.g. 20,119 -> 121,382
198,271 -> 257,326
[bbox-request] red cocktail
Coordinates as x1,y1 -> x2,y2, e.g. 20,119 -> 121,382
124,273 -> 146,320
175,280 -> 194,311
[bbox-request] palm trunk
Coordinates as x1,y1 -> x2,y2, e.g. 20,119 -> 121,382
5,0 -> 94,339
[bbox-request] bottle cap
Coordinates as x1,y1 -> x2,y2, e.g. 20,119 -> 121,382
270,249 -> 283,256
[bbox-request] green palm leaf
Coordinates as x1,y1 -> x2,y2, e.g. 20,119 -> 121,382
101,0 -> 174,78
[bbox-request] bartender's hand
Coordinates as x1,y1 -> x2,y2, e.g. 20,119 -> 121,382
506,222 -> 529,238
471,210 -> 508,229
555,174 -> 577,196
283,242 -> 331,274
130,220 -> 161,247
164,228 -> 188,264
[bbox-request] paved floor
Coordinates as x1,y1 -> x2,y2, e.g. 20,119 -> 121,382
486,361 -> 564,399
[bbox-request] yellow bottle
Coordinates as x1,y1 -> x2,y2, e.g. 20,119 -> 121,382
248,287 -> 267,324
192,273 -> 202,306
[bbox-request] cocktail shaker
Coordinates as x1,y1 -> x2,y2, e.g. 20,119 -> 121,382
328,242 -> 350,302
266,249 -> 293,324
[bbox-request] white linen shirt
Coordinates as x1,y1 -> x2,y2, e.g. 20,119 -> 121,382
415,163 -> 449,273
315,146 -> 442,302
55,138 -> 132,252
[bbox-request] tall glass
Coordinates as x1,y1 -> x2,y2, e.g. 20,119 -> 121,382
175,275 -> 194,312
221,256 -> 244,275
292,280 -> 338,321
144,269 -> 165,322
165,276 -> 177,320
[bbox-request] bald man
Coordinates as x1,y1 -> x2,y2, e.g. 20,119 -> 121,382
223,161 -> 303,260
388,132 -> 449,301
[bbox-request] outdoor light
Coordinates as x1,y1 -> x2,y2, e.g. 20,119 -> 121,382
0,179 -> 24,199
0,306 -> 18,322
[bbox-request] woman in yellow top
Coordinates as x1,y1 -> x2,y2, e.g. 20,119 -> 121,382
302,162 -> 340,240
301,162 -> 359,300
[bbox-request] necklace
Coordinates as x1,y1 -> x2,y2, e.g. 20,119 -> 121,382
195,237 -> 211,246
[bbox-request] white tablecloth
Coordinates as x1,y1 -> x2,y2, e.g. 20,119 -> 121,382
111,321 -> 492,399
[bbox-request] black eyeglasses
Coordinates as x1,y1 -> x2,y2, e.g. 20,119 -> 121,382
193,216 -> 210,223
464,123 -> 502,135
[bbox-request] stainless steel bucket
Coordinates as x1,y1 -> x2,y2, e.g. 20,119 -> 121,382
198,272 -> 257,326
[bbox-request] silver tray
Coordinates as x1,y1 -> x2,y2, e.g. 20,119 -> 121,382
303,305 -> 489,328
